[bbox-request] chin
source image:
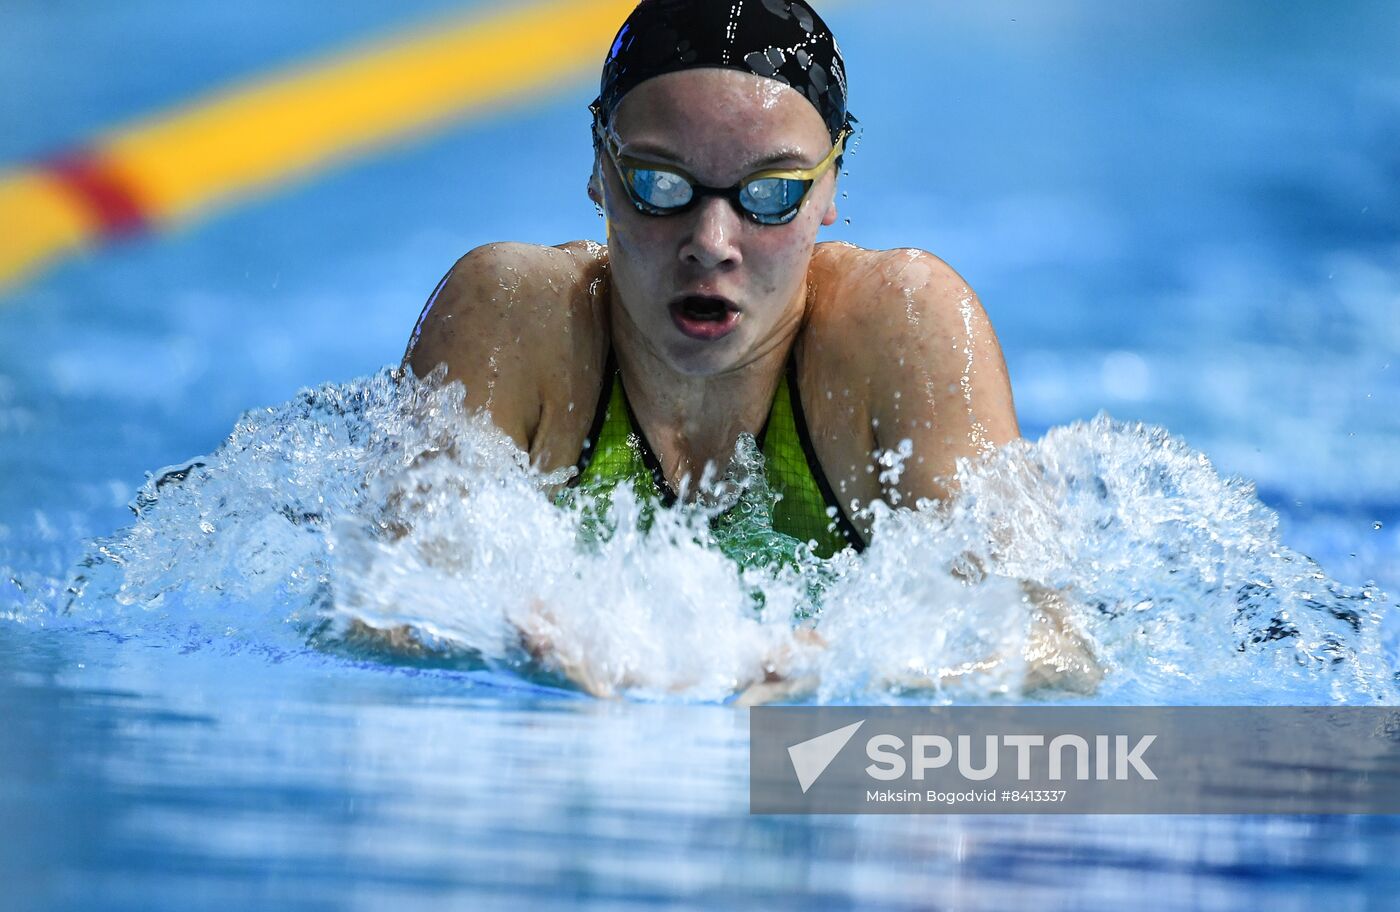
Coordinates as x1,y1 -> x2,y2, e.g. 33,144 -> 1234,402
662,336 -> 743,377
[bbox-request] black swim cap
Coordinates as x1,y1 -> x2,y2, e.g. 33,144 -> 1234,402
594,0 -> 850,142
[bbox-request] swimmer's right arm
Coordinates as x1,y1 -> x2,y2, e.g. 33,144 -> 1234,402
402,242 -> 556,455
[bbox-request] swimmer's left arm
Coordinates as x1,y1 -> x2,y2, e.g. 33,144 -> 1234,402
862,249 -> 1020,509
855,250 -> 1101,697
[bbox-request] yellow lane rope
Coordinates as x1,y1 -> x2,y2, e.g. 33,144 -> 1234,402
0,0 -> 637,295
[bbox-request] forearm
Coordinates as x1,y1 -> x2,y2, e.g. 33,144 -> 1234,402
1019,581 -> 1103,695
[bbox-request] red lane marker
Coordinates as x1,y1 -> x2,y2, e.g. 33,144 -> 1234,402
40,152 -> 149,238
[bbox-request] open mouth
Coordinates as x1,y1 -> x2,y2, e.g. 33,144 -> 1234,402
678,296 -> 733,321
669,295 -> 742,341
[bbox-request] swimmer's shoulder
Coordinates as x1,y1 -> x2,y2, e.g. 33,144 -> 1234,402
807,241 -> 1019,480
806,241 -> 996,374
808,241 -> 974,327
403,240 -> 609,457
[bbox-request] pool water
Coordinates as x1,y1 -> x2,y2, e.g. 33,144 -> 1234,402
3,1 -> 1399,908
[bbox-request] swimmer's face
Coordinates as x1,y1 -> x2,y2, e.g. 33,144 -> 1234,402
591,68 -> 839,375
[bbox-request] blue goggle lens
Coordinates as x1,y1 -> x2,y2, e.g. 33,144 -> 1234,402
630,168 -> 694,209
740,177 -> 807,217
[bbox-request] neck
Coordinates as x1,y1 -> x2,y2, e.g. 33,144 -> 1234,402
605,277 -> 808,490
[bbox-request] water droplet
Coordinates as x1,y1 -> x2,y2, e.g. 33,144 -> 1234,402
1374,521 -> 1384,531
844,219 -> 851,225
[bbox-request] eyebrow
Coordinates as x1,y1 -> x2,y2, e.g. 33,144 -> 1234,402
619,140 -> 812,174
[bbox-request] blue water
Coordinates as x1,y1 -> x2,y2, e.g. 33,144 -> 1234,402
3,1 -> 1400,908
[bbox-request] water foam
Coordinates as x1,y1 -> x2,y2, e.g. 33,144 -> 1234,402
45,369 -> 1397,704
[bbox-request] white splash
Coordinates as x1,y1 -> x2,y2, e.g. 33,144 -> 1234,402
52,370 -> 1396,706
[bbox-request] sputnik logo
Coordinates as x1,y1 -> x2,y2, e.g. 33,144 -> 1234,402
787,720 -> 865,793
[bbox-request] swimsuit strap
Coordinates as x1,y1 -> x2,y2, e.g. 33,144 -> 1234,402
758,349 -> 867,554
773,351 -> 867,552
615,355 -> 679,507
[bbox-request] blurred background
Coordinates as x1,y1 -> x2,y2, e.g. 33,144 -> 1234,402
4,4 -> 1400,908
2,0 -> 1397,589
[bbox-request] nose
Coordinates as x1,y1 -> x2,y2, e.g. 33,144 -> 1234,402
679,196 -> 743,271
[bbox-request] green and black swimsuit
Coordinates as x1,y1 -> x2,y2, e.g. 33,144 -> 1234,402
564,345 -> 867,558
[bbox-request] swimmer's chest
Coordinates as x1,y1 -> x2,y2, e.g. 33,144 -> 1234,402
525,248 -> 883,526
540,334 -> 879,551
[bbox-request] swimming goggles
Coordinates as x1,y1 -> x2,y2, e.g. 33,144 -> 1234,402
597,122 -> 850,226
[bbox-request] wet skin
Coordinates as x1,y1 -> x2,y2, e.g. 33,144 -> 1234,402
398,70 -> 1100,697
405,68 -> 1021,544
